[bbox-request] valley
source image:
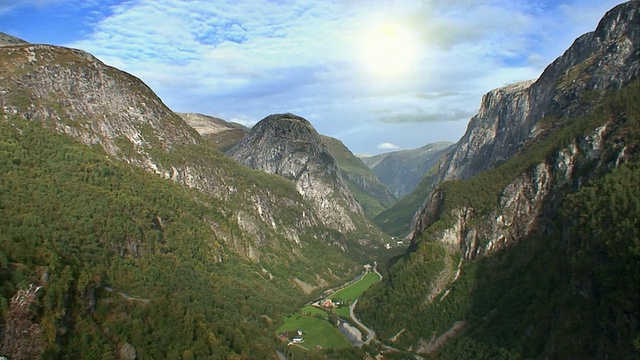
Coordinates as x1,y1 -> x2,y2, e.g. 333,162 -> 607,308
0,2 -> 638,359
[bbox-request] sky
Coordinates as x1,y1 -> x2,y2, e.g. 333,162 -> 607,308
0,0 -> 626,155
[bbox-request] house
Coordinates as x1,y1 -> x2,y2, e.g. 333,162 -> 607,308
297,329 -> 303,336
323,298 -> 333,308
292,336 -> 305,343
363,264 -> 372,273
385,243 -> 391,250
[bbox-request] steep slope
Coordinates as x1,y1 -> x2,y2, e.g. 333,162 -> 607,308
0,42 -> 368,264
362,141 -> 453,198
180,112 -> 396,219
372,166 -> 440,239
412,0 -> 639,246
0,39 -> 375,357
178,112 -> 248,151
228,113 -> 379,239
0,33 -> 27,46
0,118 -> 306,358
321,135 -> 396,218
358,2 -> 639,358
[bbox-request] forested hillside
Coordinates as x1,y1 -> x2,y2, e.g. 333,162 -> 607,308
0,117 -> 366,359
357,77 -> 640,359
321,135 -> 396,219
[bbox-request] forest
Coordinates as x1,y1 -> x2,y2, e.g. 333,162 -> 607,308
0,116 -> 367,359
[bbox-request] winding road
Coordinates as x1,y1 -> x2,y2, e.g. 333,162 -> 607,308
349,299 -> 375,346
347,264 -> 382,346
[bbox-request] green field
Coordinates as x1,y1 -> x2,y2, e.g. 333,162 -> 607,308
277,270 -> 382,351
277,314 -> 351,350
301,305 -> 328,318
331,272 -> 381,303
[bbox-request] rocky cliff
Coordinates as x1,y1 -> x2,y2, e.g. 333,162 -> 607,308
413,1 -> 640,255
228,113 -> 368,234
357,3 -> 639,358
436,2 -> 638,184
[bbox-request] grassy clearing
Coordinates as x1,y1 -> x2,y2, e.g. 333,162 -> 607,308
277,270 -> 382,351
277,314 -> 351,350
301,305 -> 328,318
331,272 -> 381,303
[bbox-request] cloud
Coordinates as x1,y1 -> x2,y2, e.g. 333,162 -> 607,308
0,0 -> 62,14
377,142 -> 400,150
0,0 -> 100,15
378,108 -> 475,124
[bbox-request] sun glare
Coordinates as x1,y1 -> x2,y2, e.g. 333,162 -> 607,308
359,23 -> 419,78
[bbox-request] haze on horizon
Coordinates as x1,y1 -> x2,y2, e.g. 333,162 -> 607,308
0,0 -> 625,155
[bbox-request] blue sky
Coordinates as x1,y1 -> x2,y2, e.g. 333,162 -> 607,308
0,0 -> 625,155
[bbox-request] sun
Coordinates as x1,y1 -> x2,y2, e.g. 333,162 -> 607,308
359,23 -> 419,78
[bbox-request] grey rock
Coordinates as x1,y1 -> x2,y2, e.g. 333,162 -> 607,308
412,1 -> 640,257
228,113 -> 364,233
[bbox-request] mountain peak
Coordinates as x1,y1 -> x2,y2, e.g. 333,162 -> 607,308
229,113 -> 365,233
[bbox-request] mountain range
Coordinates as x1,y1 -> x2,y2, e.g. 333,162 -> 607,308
0,1 -> 638,359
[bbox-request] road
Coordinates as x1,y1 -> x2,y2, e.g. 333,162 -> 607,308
349,299 -> 376,346
347,263 -> 382,346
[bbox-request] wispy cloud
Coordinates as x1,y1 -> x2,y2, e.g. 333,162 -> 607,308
378,108 -> 476,124
378,142 -> 400,150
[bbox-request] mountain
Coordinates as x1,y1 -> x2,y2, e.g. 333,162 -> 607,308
361,142 -> 454,238
321,135 -> 396,218
177,112 -> 248,151
372,166 -> 440,239
179,112 -> 396,219
357,2 -> 639,359
0,39 -> 382,358
361,141 -> 453,198
227,113 -> 386,241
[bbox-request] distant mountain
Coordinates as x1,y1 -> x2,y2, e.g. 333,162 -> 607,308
358,2 -> 639,359
177,112 -> 248,151
372,167 -> 439,239
321,135 -> 396,218
361,141 -> 452,198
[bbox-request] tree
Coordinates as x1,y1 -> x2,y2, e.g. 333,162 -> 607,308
0,284 -> 45,360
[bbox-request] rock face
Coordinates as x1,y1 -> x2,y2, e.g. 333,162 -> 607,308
412,1 -> 640,257
228,113 -> 364,233
0,32 -> 28,46
436,2 -> 638,184
362,141 -> 453,198
0,43 -> 200,173
178,112 -> 248,151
